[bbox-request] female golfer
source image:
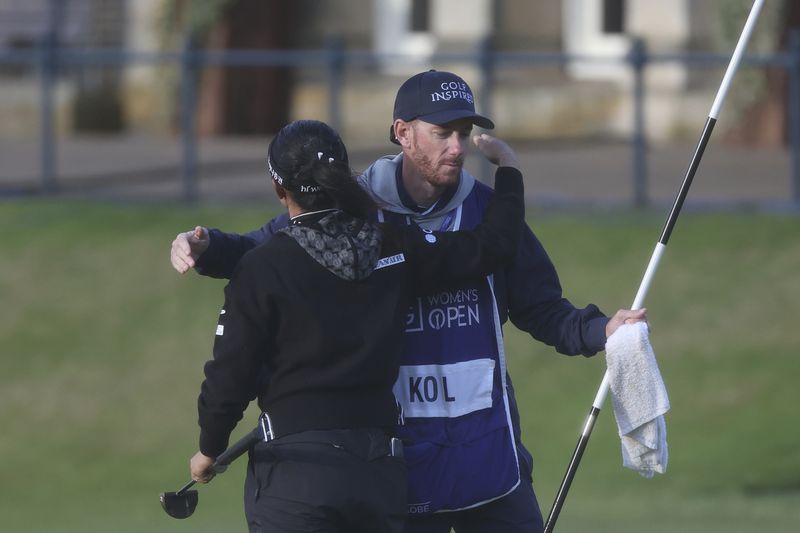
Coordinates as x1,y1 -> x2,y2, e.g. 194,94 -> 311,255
189,119 -> 524,532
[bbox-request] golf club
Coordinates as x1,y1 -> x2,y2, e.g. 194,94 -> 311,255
543,1 -> 766,531
159,427 -> 260,519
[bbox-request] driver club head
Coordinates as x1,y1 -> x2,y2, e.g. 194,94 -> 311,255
159,490 -> 199,519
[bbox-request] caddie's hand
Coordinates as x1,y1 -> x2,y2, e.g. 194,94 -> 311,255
472,133 -> 520,169
170,226 -> 210,274
190,451 -> 216,484
605,308 -> 648,338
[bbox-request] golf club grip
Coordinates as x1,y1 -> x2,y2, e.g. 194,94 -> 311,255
214,428 -> 260,468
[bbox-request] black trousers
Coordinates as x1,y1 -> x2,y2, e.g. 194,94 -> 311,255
244,428 -> 407,533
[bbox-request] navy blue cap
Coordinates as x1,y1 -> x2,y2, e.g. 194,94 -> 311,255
390,70 -> 495,144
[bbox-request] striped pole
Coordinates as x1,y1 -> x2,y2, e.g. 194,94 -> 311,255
543,1 -> 766,530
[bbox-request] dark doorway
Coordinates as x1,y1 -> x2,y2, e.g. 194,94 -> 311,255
199,0 -> 296,136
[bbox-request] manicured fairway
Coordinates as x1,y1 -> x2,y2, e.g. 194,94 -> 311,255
1,201 -> 798,532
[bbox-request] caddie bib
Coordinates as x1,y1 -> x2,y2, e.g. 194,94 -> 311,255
379,200 -> 520,514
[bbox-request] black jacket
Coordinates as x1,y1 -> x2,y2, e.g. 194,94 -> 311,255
198,168 -> 523,456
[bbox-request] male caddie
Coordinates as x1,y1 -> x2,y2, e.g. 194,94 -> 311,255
170,70 -> 645,532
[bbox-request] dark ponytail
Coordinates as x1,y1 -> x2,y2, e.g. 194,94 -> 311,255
268,120 -> 376,219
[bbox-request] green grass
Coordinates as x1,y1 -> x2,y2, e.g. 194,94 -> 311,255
1,200 -> 798,532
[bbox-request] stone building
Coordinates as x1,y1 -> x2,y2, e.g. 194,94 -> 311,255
0,1 -> 790,143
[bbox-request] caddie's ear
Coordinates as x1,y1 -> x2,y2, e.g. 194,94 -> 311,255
393,119 -> 414,149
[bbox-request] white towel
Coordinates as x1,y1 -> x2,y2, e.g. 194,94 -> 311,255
605,322 -> 670,478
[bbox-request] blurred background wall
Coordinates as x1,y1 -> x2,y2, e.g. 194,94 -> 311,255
0,0 -> 797,206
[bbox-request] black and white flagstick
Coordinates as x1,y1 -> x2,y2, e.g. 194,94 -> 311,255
543,1 -> 766,531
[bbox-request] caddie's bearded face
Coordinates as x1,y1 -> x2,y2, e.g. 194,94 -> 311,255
403,118 -> 473,188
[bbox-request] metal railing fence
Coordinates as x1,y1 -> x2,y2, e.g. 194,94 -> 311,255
0,32 -> 798,207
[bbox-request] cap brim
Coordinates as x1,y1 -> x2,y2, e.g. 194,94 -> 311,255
418,109 -> 495,130
389,110 -> 495,145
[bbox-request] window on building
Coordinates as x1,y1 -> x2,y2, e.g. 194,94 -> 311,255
603,0 -> 625,34
410,0 -> 430,33
563,0 -> 629,80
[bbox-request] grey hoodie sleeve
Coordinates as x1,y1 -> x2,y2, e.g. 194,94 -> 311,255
393,166 -> 524,290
